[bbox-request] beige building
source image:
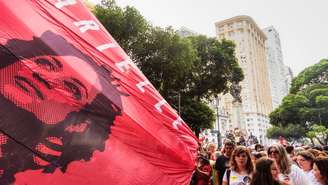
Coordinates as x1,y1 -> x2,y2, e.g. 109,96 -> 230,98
215,15 -> 273,144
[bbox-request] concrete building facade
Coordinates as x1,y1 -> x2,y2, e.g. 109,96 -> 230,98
215,15 -> 273,144
263,26 -> 291,109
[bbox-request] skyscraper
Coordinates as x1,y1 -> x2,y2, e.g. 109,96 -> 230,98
215,15 -> 273,143
263,26 -> 291,109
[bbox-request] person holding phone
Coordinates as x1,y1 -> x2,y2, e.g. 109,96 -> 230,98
250,158 -> 291,185
267,144 -> 309,185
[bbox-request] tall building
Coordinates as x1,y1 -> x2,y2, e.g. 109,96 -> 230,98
263,26 -> 291,109
284,65 -> 293,93
215,15 -> 273,144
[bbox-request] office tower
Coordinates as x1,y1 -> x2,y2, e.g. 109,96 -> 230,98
263,26 -> 291,109
215,15 -> 273,143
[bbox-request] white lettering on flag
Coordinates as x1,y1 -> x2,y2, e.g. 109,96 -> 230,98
55,0 -> 77,9
155,99 -> 166,112
136,81 -> 151,93
96,43 -> 117,51
116,59 -> 131,72
74,20 -> 100,33
172,117 -> 183,129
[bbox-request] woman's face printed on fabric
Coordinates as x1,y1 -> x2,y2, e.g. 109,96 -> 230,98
0,54 -> 102,124
0,32 -> 123,185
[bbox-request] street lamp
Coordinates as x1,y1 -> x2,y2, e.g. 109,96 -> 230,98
216,96 -> 222,147
171,92 -> 181,115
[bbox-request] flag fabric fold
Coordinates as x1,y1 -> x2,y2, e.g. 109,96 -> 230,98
0,0 -> 198,184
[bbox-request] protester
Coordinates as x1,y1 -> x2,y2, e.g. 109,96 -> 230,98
207,143 -> 217,161
214,140 -> 235,185
250,158 -> 290,185
285,146 -> 296,163
222,146 -> 253,185
196,155 -> 212,185
254,144 -> 264,152
296,151 -> 320,185
313,157 -> 328,185
322,145 -> 328,155
308,149 -> 322,158
267,144 -> 309,185
251,151 -> 267,165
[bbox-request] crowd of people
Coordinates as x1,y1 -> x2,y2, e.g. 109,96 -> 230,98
190,140 -> 328,185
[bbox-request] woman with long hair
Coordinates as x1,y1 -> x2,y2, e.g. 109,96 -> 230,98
267,144 -> 309,185
222,146 -> 254,185
250,158 -> 290,185
313,157 -> 328,185
296,151 -> 320,185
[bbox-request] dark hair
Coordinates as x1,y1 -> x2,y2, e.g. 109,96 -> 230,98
308,149 -> 321,158
230,146 -> 254,174
255,144 -> 264,151
253,151 -> 267,160
312,145 -> 323,151
0,31 -> 123,184
314,157 -> 328,185
296,151 -> 315,167
224,139 -> 235,147
285,146 -> 294,154
267,144 -> 292,174
323,145 -> 328,152
250,158 -> 280,185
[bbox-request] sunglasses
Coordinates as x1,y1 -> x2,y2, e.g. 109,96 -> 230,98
268,150 -> 279,155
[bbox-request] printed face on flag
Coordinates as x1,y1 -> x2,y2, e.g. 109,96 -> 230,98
0,32 -> 122,185
0,51 -> 102,124
0,0 -> 198,184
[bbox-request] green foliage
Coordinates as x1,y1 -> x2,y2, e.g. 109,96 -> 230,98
132,27 -> 197,100
180,98 -> 216,137
270,59 -> 328,144
93,0 -> 150,56
93,0 -> 243,135
306,124 -> 328,145
269,94 -> 309,127
267,124 -> 306,142
186,36 -> 244,100
290,59 -> 328,94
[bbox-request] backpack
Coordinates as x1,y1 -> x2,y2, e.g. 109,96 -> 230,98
226,169 -> 231,185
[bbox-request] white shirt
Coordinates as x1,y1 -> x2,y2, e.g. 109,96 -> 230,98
287,164 -> 310,185
303,170 -> 321,185
222,170 -> 251,185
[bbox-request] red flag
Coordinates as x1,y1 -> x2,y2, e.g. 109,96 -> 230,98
0,1 -> 198,184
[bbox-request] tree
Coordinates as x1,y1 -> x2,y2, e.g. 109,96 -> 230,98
93,0 -> 150,57
180,98 -> 216,138
270,84 -> 328,128
94,0 -> 244,137
267,124 -> 306,143
132,27 -> 197,100
269,59 -> 328,144
290,59 -> 328,94
186,36 -> 244,101
306,124 -> 328,145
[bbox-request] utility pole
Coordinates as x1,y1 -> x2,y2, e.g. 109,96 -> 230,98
216,96 -> 222,147
178,92 -> 181,115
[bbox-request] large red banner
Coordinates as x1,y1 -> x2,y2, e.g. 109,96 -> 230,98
0,0 -> 198,184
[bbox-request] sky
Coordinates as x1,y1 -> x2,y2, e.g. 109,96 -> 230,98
90,0 -> 328,75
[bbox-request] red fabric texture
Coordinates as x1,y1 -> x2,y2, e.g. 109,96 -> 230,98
0,0 -> 198,184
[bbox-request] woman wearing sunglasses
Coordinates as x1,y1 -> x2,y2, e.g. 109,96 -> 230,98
267,144 -> 309,185
222,146 -> 253,185
250,158 -> 291,185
